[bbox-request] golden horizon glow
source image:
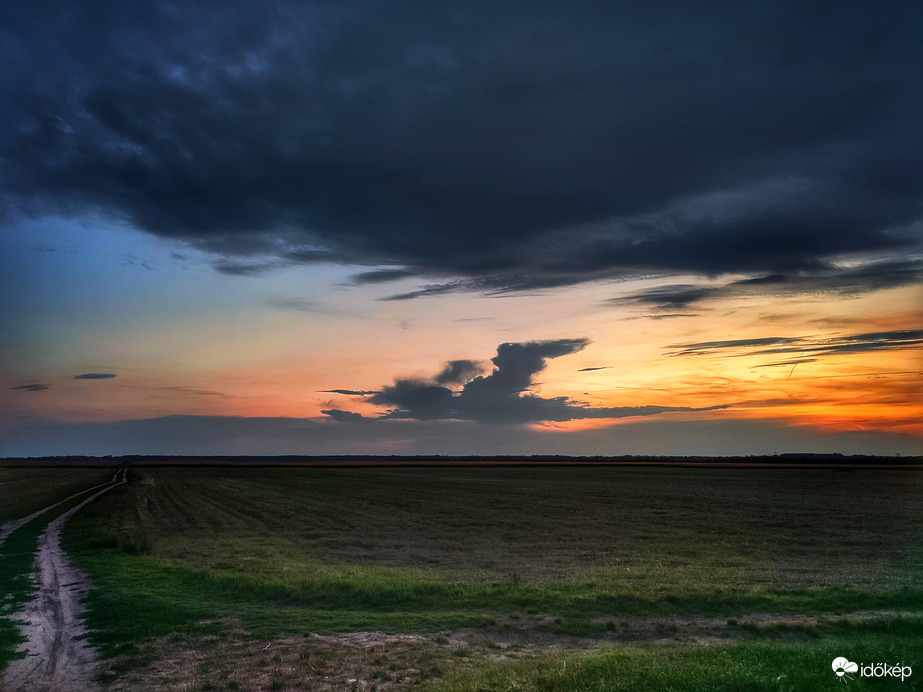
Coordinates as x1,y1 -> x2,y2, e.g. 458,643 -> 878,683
5,272 -> 919,448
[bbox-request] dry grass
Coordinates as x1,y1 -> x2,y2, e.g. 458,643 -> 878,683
100,611 -> 923,691
105,626 -> 449,692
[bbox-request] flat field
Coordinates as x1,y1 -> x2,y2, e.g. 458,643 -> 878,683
0,467 -> 113,524
5,465 -> 923,690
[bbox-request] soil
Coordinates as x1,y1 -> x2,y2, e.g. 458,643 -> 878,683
2,469 -> 126,692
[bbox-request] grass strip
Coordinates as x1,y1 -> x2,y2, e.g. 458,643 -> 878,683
0,487 -> 114,670
0,517 -> 42,669
64,544 -> 923,663
425,630 -> 923,691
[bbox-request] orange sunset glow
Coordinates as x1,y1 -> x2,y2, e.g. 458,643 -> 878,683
1,2 -> 921,458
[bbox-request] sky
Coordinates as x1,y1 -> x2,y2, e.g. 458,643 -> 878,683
1,1 -> 921,457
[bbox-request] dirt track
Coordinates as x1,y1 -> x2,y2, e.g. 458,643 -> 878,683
0,471 -> 118,548
2,468 -> 126,692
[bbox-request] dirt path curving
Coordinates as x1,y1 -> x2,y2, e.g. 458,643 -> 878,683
2,468 -> 127,692
0,469 -> 121,548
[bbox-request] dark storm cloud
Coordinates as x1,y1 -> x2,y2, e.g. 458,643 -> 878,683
668,337 -> 804,357
11,384 -> 48,391
3,2 -> 922,295
669,329 -> 923,359
753,330 -> 923,357
348,338 -> 727,423
320,409 -> 366,423
615,284 -> 720,311
214,261 -> 287,277
612,260 -> 923,311
351,269 -> 418,285
74,372 -> 117,379
434,360 -> 483,385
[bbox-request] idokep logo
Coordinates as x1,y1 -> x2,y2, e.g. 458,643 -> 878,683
832,658 -> 858,681
832,657 -> 913,683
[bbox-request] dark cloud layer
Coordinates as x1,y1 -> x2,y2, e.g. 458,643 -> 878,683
434,360 -> 483,385
668,328 -> 923,359
613,260 -> 923,311
3,2 -> 922,295
320,408 -> 366,423
335,339 -> 726,423
74,372 -> 117,379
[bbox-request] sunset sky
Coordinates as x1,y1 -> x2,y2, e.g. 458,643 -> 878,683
1,1 -> 921,456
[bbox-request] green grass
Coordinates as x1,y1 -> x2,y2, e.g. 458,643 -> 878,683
0,517 -> 43,669
0,467 -> 112,523
424,629 -> 923,691
67,467 -> 923,589
61,547 -> 923,656
56,466 -> 923,684
0,470 -> 114,669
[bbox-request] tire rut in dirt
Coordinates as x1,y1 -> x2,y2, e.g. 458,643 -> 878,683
2,469 -> 126,692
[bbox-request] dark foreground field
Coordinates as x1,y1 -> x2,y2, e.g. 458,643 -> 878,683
2,465 -> 922,690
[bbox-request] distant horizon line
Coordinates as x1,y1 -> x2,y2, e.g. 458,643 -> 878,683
2,453 -> 920,470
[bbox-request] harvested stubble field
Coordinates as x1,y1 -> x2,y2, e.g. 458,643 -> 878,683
3,464 -> 923,690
